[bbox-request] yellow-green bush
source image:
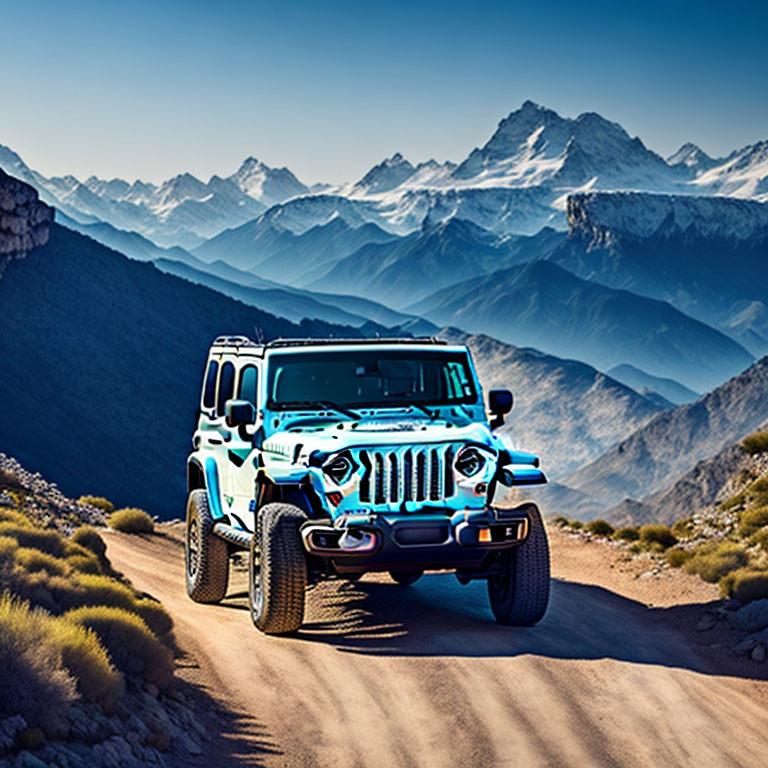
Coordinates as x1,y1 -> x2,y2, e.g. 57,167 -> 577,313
108,508 -> 154,534
0,594 -> 76,736
77,495 -> 115,514
741,431 -> 768,456
0,522 -> 66,557
671,517 -> 694,537
53,620 -> 124,708
752,527 -> 768,550
613,526 -> 640,541
0,508 -> 33,527
72,526 -> 108,561
586,519 -> 614,537
65,553 -> 102,575
14,547 -> 69,576
66,606 -> 174,689
721,477 -> 768,511
720,568 -> 768,604
551,515 -> 570,527
738,506 -> 768,538
639,524 -> 677,550
0,534 -> 19,559
665,548 -> 693,568
570,520 -> 584,530
134,597 -> 174,640
684,541 -> 749,583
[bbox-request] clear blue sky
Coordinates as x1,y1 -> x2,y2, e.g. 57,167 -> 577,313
2,0 -> 766,185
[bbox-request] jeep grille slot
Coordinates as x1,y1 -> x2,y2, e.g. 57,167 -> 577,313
356,445 -> 458,507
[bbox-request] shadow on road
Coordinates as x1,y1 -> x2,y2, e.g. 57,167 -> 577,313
270,574 -> 758,679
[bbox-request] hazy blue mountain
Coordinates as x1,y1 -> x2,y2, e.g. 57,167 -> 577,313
0,223 -> 363,519
55,210 -> 202,266
441,330 -> 665,477
412,259 -> 753,392
310,218 -> 549,309
561,355 -> 768,511
550,192 -> 768,353
193,213 -> 397,283
606,364 -> 699,406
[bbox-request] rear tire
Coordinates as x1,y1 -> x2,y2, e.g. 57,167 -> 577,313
487,504 -> 550,626
249,503 -> 308,634
185,490 -> 229,603
389,570 -> 423,586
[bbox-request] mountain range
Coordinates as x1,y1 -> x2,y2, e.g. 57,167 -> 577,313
3,101 -> 768,252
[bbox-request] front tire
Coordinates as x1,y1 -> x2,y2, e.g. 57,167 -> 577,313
389,570 -> 423,585
249,503 -> 308,634
487,504 -> 550,626
185,490 -> 229,603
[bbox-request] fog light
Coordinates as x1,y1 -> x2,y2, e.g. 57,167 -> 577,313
478,527 -> 492,543
474,482 -> 487,496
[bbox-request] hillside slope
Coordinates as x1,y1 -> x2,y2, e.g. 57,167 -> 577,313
0,223 -> 361,519
563,357 -> 768,509
442,330 -> 664,476
417,260 -> 752,392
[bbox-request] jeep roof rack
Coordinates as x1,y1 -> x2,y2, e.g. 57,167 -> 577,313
211,335 -> 260,348
265,337 -> 446,348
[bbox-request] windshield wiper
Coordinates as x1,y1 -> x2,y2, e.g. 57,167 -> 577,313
360,399 -> 438,420
268,400 -> 360,420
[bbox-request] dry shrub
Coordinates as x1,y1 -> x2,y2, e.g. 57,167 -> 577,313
721,477 -> 768,512
53,620 -> 124,708
741,431 -> 768,456
586,519 -> 614,537
639,524 -> 677,550
551,515 -> 570,527
0,508 -> 33,527
65,553 -> 103,575
65,606 -> 174,689
738,506 -> 768,538
14,547 -> 69,576
134,597 -> 174,641
614,526 -> 640,541
0,534 -> 19,559
77,495 -> 115,514
0,593 -> 76,736
671,517 -> 694,537
0,522 -> 66,557
72,526 -> 108,561
108,508 -> 154,534
685,541 -> 749,583
720,568 -> 768,604
752,527 -> 768,550
570,520 -> 584,530
665,548 -> 692,568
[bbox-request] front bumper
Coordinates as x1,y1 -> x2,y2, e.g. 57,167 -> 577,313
301,506 -> 530,573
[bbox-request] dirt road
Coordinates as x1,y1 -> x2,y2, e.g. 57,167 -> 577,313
105,526 -> 768,768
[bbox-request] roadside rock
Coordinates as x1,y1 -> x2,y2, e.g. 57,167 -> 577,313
727,599 -> 768,633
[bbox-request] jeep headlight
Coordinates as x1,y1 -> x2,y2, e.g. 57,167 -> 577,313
455,446 -> 486,477
322,453 -> 356,485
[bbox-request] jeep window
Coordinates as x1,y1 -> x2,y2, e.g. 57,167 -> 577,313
238,364 -> 259,407
217,361 -> 235,416
202,360 -> 218,410
266,350 -> 477,409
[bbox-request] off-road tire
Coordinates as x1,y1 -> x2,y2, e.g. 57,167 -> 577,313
249,503 -> 308,634
185,489 -> 229,603
389,570 -> 423,585
487,503 -> 550,626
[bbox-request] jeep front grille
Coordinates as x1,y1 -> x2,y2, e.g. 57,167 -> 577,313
358,446 -> 455,505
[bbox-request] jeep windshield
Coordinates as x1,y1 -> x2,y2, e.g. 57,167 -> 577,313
265,349 -> 478,411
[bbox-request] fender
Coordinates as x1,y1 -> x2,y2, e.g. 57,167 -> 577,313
204,457 -> 226,519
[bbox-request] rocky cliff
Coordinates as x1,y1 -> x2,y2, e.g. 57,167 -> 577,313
0,168 -> 53,274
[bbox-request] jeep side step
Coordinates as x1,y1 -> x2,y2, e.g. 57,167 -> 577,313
212,521 -> 252,549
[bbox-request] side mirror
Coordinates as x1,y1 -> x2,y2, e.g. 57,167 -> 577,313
225,399 -> 256,429
488,388 -> 513,430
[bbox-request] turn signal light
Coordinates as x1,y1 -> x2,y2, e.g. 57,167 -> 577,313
478,527 -> 492,543
326,492 -> 343,507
